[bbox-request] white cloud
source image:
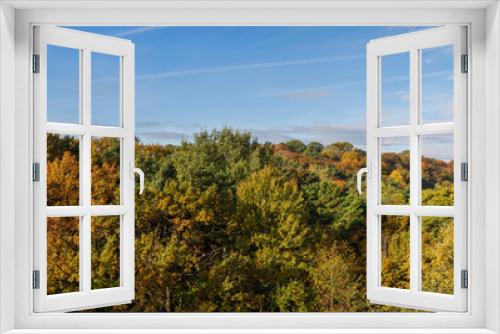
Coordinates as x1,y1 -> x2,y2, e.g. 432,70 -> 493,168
137,120 -> 204,130
245,123 -> 367,148
136,122 -> 366,147
422,69 -> 453,80
284,89 -> 333,99
138,130 -> 190,142
422,135 -> 454,161
137,122 -> 453,161
393,91 -> 409,101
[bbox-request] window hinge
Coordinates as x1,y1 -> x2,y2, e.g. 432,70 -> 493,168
32,163 -> 40,182
32,54 -> 40,73
461,269 -> 468,289
461,162 -> 468,182
461,54 -> 468,73
33,270 -> 40,289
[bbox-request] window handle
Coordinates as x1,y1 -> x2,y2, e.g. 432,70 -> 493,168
356,164 -> 370,195
130,162 -> 145,195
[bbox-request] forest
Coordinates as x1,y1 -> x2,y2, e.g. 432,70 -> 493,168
45,128 -> 454,312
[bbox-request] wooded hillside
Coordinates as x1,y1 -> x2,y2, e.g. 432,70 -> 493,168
46,128 -> 454,312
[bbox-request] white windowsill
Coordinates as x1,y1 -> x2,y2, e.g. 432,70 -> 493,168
2,329 -> 498,334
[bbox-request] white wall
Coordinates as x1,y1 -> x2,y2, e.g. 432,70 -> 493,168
1,2 -> 498,332
0,2 -> 16,333
485,2 -> 500,333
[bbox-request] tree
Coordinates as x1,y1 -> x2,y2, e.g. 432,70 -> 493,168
381,216 -> 410,289
421,217 -> 454,294
304,141 -> 324,157
234,166 -> 314,311
235,166 -> 310,265
321,142 -> 354,161
337,149 -> 366,178
172,128 -> 268,191
47,133 -> 79,161
91,216 -> 120,290
303,180 -> 342,227
47,151 -> 79,206
285,139 -> 306,153
380,151 -> 410,205
310,244 -> 366,311
47,217 -> 79,294
274,280 -> 310,312
91,137 -> 120,205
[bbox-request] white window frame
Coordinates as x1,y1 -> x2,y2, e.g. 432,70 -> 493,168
0,1 -> 499,333
366,25 -> 468,312
32,26 -> 136,312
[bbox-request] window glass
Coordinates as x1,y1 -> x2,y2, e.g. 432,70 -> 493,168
380,52 -> 410,127
91,137 -> 120,205
91,216 -> 120,290
47,217 -> 80,294
92,52 -> 121,127
47,45 -> 80,124
381,215 -> 410,289
421,134 -> 454,206
421,217 -> 454,294
381,137 -> 410,205
47,134 -> 80,206
421,45 -> 454,124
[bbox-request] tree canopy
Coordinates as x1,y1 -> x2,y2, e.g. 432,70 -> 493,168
46,128 -> 454,312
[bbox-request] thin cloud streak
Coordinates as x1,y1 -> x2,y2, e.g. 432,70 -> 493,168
259,69 -> 452,100
114,26 -> 166,37
137,54 -> 366,80
258,80 -> 366,98
96,59 -> 450,84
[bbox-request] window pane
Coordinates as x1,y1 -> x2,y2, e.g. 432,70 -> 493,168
47,45 -> 80,124
381,215 -> 410,289
91,137 -> 120,205
380,52 -> 410,127
381,137 -> 410,205
421,134 -> 454,206
421,45 -> 454,124
47,217 -> 80,294
47,133 -> 80,206
91,216 -> 120,290
421,217 -> 454,294
92,52 -> 121,127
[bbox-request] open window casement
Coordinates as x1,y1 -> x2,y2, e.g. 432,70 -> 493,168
361,25 -> 468,312
33,26 -> 141,312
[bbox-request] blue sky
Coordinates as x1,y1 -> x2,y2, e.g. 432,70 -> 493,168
47,26 -> 454,160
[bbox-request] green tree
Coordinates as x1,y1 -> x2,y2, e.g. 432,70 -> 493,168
310,244 -> 366,311
234,166 -> 313,311
285,139 -> 306,153
304,141 -> 324,157
421,217 -> 454,294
